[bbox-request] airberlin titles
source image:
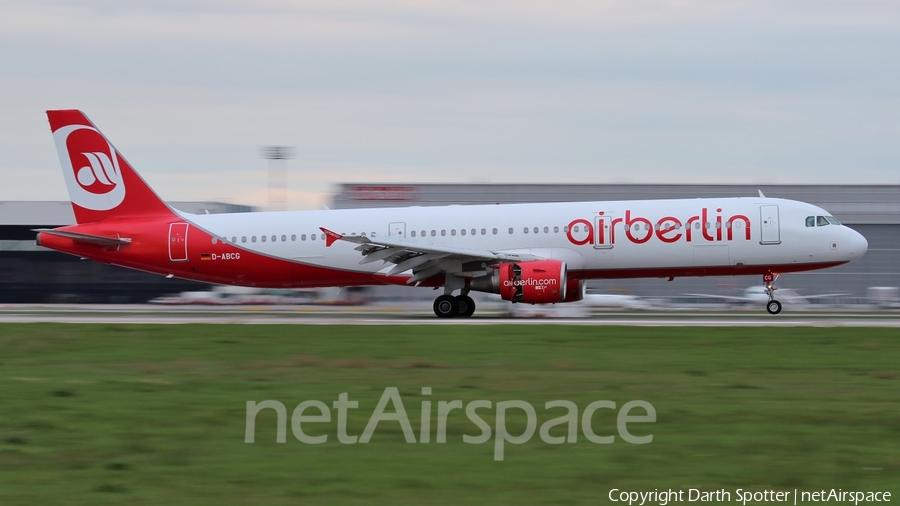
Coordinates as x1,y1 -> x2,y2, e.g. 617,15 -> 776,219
566,207 -> 751,247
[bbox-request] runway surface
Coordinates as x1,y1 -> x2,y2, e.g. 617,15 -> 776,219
2,304 -> 900,326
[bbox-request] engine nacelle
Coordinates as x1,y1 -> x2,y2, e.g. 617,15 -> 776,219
562,279 -> 585,303
469,260 -> 567,304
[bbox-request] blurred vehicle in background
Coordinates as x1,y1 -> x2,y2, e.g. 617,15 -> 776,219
508,291 -> 655,317
868,286 -> 900,308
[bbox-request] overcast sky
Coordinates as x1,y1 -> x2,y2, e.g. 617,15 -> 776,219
2,0 -> 898,209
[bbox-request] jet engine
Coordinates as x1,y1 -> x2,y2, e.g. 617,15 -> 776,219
562,279 -> 585,303
469,260 -> 567,304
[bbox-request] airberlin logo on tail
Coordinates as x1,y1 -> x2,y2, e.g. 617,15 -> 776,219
566,208 -> 751,247
53,124 -> 126,211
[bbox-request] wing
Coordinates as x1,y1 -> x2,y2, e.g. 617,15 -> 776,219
320,227 -> 539,284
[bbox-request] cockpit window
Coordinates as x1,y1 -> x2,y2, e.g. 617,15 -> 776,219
817,216 -> 830,226
826,216 -> 841,226
805,216 -> 815,227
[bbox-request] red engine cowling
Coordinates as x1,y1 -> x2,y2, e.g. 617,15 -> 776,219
562,279 -> 585,303
497,260 -> 567,304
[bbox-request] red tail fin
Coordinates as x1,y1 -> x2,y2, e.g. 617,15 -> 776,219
47,110 -> 174,224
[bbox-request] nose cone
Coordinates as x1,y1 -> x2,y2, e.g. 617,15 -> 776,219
845,227 -> 868,261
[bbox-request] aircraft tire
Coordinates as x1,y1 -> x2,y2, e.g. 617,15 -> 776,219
434,295 -> 459,318
766,300 -> 782,315
456,295 -> 476,317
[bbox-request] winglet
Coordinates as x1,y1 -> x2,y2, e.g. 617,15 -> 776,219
758,190 -> 766,198
319,227 -> 343,247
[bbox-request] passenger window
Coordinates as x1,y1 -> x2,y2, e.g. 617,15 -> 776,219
451,229 -> 456,236
508,228 -> 514,234
524,227 -> 529,234
481,228 -> 486,235
805,216 -> 815,227
311,234 -> 317,240
411,231 -> 416,237
421,231 -> 425,237
261,236 -> 266,242
431,230 -> 436,237
441,230 -> 446,236
817,216 -> 829,227
212,237 -> 218,244
492,228 -> 498,235
553,226 -> 559,233
232,237 -> 237,243
459,229 -> 465,236
272,235 -> 276,242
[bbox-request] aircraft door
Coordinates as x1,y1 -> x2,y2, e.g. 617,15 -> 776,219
168,222 -> 189,262
593,216 -> 613,249
389,222 -> 406,239
759,205 -> 781,245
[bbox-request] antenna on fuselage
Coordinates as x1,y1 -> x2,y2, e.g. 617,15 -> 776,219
758,190 -> 766,198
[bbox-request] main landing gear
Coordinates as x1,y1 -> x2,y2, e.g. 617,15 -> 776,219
764,273 -> 782,315
433,293 -> 476,318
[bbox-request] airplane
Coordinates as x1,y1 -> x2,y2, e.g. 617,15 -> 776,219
684,285 -> 849,308
35,110 -> 868,317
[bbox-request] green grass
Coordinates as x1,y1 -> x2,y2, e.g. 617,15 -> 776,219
0,324 -> 898,505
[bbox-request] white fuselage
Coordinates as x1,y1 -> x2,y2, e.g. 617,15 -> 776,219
184,196 -> 867,281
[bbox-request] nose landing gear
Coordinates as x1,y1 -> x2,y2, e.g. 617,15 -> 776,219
764,272 -> 782,315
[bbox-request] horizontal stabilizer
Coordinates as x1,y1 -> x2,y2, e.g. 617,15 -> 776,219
34,229 -> 132,246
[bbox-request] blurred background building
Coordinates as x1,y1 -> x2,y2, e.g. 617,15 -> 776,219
2,185 -> 897,304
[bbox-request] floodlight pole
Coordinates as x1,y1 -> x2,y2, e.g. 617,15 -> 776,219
260,146 -> 295,211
